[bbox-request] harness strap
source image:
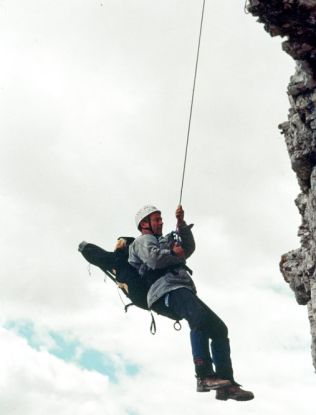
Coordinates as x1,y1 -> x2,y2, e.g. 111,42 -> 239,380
183,264 -> 193,275
121,296 -> 181,334
99,267 -> 181,335
150,311 -> 157,335
124,303 -> 134,313
124,302 -> 157,335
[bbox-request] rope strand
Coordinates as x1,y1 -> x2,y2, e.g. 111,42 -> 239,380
179,0 -> 206,205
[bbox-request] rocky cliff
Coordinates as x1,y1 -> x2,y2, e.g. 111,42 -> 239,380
247,0 -> 316,371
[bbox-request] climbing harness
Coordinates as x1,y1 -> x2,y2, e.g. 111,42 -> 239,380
179,0 -> 206,206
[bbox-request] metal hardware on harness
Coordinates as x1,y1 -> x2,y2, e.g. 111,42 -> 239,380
174,320 -> 182,331
167,230 -> 182,248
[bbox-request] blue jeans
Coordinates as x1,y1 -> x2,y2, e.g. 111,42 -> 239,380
166,288 -> 235,382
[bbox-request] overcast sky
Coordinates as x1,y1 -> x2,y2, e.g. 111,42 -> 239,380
1,1 -> 315,414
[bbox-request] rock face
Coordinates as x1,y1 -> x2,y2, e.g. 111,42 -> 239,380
247,0 -> 316,371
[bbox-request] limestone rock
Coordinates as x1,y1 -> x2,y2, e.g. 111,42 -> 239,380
248,0 -> 316,371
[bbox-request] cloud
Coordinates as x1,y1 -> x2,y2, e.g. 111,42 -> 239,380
0,1 -> 315,414
4,320 -> 141,383
0,328 -> 116,415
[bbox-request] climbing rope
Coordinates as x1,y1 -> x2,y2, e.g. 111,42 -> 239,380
179,0 -> 206,205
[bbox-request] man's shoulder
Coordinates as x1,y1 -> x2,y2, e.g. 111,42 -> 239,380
134,234 -> 158,245
129,234 -> 159,258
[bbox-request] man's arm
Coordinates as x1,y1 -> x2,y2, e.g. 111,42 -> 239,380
130,234 -> 185,270
176,206 -> 195,259
178,223 -> 195,258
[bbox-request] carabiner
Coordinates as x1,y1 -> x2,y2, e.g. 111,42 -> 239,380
173,320 -> 182,331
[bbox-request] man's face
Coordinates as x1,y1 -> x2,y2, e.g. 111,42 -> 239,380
148,211 -> 163,236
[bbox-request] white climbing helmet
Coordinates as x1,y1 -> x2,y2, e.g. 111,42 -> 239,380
135,205 -> 160,230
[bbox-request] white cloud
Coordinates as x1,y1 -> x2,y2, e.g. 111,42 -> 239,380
0,1 -> 314,414
0,328 -> 122,415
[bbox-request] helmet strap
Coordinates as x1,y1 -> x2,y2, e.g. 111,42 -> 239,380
148,216 -> 154,234
141,216 -> 156,235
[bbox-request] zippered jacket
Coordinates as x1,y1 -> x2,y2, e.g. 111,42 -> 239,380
128,223 -> 196,308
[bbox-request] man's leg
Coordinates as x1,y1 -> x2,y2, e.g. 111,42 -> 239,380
151,295 -> 214,379
167,288 -> 235,385
166,288 -> 254,400
197,302 -> 235,383
190,329 -> 214,377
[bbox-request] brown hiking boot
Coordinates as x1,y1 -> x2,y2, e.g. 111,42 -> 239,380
197,376 -> 231,392
216,385 -> 254,401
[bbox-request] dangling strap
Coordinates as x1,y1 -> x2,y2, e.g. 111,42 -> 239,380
122,299 -> 180,334
150,311 -> 156,335
124,303 -> 134,313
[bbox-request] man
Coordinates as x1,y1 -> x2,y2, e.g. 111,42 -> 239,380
128,204 -> 254,401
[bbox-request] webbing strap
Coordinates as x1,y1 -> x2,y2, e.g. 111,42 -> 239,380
123,302 -> 156,334
124,302 -> 134,312
150,311 -> 156,335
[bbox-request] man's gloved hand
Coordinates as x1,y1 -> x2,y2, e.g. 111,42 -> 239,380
115,238 -> 127,251
78,241 -> 88,252
172,242 -> 185,258
176,205 -> 185,226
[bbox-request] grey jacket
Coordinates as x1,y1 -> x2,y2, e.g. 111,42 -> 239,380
128,223 -> 196,308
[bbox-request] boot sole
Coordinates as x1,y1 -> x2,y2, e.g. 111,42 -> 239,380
216,394 -> 255,401
216,395 -> 228,401
196,387 -> 211,392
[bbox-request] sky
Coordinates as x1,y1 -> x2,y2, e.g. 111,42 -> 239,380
0,0 -> 315,414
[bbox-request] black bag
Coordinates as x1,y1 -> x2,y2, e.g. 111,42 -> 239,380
80,239 -> 148,310
79,239 -> 181,322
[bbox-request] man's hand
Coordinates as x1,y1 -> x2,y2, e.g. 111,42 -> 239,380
172,242 -> 185,258
176,205 -> 185,226
115,238 -> 127,251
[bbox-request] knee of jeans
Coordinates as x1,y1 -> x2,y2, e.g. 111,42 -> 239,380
205,320 -> 228,339
190,308 -> 208,327
213,321 -> 228,338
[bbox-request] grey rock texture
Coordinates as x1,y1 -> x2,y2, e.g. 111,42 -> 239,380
247,0 -> 316,371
